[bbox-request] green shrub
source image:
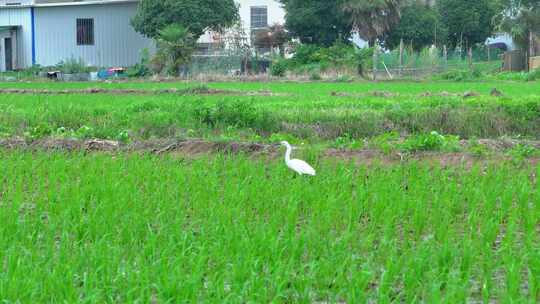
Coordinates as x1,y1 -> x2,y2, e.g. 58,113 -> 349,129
525,69 -> 540,81
56,58 -> 92,74
309,71 -> 322,81
127,49 -> 151,78
270,59 -> 288,77
290,42 -> 363,74
490,70 -> 540,82
355,47 -> 374,77
292,44 -> 321,65
317,41 -> 357,67
438,69 -> 483,81
492,71 -> 528,81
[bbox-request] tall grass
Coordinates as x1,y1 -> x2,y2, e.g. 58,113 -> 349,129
0,93 -> 538,141
0,151 -> 538,302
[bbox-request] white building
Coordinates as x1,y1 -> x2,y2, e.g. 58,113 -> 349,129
0,0 -> 285,71
0,0 -> 155,71
198,0 -> 285,52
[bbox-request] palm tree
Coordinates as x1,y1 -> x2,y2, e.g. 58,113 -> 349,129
342,0 -> 404,46
156,24 -> 196,76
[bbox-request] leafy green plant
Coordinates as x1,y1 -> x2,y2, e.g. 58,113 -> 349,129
116,130 -> 131,143
333,133 -> 363,149
309,71 -> 322,81
268,132 -> 301,144
194,100 -> 278,132
154,24 -> 196,76
525,69 -> 540,81
24,124 -> 52,140
270,59 -> 288,77
399,131 -> 460,152
291,44 -> 321,65
354,47 -> 374,77
56,57 -> 92,74
75,125 -> 94,139
507,144 -> 539,160
369,132 -> 400,154
438,69 -> 483,81
127,49 -> 152,78
468,138 -> 490,157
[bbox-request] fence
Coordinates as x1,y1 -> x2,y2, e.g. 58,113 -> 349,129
182,45 -> 504,79
372,46 -> 504,80
189,55 -> 243,76
530,56 -> 540,71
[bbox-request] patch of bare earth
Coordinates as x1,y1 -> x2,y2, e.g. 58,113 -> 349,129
330,90 -> 496,99
1,137 -> 538,167
0,88 -> 289,97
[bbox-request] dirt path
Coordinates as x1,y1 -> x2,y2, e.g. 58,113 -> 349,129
0,88 -> 289,96
1,137 -> 538,167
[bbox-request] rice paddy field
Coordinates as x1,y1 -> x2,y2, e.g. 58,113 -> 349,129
0,79 -> 539,302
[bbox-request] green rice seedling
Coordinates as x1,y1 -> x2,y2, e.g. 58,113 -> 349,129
0,151 -> 538,302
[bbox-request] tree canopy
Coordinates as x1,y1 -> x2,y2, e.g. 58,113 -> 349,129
384,2 -> 447,51
496,0 -> 540,50
342,0 -> 405,46
279,0 -> 352,47
280,0 -> 407,47
132,0 -> 239,39
437,0 -> 498,48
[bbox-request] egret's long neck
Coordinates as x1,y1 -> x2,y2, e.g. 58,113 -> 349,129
284,144 -> 292,163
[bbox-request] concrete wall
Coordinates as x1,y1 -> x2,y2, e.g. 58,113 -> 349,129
0,7 -> 32,69
34,1 -> 153,67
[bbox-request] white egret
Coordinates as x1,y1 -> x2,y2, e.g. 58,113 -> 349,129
280,141 -> 316,176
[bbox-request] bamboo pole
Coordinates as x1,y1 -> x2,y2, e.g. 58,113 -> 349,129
443,45 -> 448,70
529,30 -> 534,71
373,44 -> 378,81
399,38 -> 404,78
468,47 -> 473,69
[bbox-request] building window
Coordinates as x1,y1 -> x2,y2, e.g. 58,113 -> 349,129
77,18 -> 94,45
250,6 -> 268,29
